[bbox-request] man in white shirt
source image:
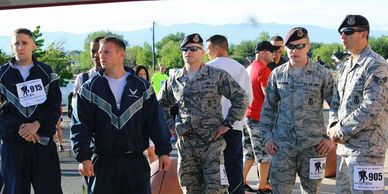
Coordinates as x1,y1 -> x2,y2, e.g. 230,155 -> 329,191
206,34 -> 252,194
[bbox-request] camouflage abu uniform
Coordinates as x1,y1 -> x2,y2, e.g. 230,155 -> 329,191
329,46 -> 388,194
328,15 -> 388,194
158,64 -> 248,194
260,60 -> 334,193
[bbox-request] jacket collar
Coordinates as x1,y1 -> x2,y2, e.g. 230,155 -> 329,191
352,45 -> 372,67
97,65 -> 134,80
176,63 -> 208,81
285,58 -> 314,74
10,56 -> 37,68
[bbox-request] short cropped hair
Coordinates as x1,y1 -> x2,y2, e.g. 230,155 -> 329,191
91,36 -> 104,44
206,34 -> 228,50
270,35 -> 284,42
13,28 -> 33,38
100,37 -> 126,52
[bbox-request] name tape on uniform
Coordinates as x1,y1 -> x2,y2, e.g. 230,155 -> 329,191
16,79 -> 46,107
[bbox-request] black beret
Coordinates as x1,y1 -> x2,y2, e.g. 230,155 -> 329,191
284,27 -> 308,45
255,41 -> 280,53
180,33 -> 203,48
338,15 -> 369,33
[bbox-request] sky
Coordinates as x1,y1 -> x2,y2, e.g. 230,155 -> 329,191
0,0 -> 387,36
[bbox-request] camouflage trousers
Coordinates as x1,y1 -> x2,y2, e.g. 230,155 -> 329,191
242,126 -> 254,160
244,117 -> 271,163
176,132 -> 228,194
336,155 -> 385,194
270,145 -> 325,194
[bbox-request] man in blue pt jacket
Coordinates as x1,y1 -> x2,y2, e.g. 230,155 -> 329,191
0,28 -> 63,194
71,37 -> 171,194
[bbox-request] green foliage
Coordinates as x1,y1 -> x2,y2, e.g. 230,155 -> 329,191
229,31 -> 268,65
127,42 -> 152,67
26,26 -> 74,86
311,43 -> 343,68
158,41 -> 183,68
156,32 -> 185,51
127,45 -> 142,67
141,43 -> 153,65
230,40 -> 256,64
258,31 -> 270,41
37,42 -> 73,86
155,32 -> 185,68
78,51 -> 92,71
369,36 -> 388,59
67,50 -> 82,74
31,26 -> 45,59
310,42 -> 323,51
0,50 -> 11,65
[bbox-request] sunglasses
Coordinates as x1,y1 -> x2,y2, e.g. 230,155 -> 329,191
339,27 -> 366,36
286,43 -> 306,50
273,48 -> 282,53
181,46 -> 202,52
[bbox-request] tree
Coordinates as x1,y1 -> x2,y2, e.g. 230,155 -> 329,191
369,36 -> 388,59
29,26 -> 73,86
127,43 -> 153,67
156,32 -> 185,51
127,45 -> 142,67
311,43 -> 343,68
310,42 -> 323,51
230,40 -> 256,65
38,42 -> 73,86
258,31 -> 270,41
137,42 -> 152,67
0,50 -> 11,65
67,50 -> 82,74
31,26 -> 45,59
158,41 -> 183,69
156,32 -> 185,68
227,32 -> 268,66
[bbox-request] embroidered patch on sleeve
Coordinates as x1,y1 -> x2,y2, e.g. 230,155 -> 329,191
373,76 -> 387,85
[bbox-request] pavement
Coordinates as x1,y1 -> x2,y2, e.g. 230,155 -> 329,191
56,106 -> 388,194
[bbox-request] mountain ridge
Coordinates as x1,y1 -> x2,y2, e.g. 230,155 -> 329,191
1,23 -> 387,54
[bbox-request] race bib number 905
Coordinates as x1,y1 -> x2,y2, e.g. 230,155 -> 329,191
16,79 -> 46,107
354,166 -> 384,190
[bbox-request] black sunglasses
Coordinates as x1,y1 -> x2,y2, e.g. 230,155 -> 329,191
286,43 -> 306,50
181,46 -> 202,52
339,27 -> 366,36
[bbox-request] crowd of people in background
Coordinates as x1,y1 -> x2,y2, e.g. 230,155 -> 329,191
0,14 -> 387,194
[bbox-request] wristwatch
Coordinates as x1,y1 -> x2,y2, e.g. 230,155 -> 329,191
221,120 -> 233,130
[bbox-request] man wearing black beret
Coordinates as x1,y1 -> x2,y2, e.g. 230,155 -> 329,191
259,27 -> 336,193
158,33 -> 248,193
328,14 -> 388,194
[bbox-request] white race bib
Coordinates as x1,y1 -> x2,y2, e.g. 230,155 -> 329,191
16,79 -> 46,107
309,157 -> 326,179
353,166 -> 384,190
220,164 -> 229,186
